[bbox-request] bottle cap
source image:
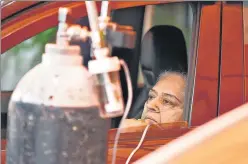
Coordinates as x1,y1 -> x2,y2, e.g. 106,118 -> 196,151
88,56 -> 121,74
45,43 -> 81,56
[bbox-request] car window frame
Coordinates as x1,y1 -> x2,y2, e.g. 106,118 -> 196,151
183,2 -> 200,123
218,2 -> 245,115
1,1 -> 171,54
190,2 -> 222,126
243,2 -> 248,102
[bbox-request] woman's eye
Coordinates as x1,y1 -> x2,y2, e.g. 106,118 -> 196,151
163,100 -> 169,104
148,94 -> 155,100
163,99 -> 173,105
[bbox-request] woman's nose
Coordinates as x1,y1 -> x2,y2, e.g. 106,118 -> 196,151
147,98 -> 160,112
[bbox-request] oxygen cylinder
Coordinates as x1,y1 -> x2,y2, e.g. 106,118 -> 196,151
6,42 -> 110,164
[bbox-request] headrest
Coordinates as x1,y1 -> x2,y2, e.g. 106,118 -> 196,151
141,25 -> 188,86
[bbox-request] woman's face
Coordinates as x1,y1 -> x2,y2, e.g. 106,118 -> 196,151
142,74 -> 185,124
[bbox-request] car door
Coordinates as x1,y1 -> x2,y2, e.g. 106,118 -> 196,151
218,1 -> 246,115
1,1 -> 223,163
244,2 -> 248,102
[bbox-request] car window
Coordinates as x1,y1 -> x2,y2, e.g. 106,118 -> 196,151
129,2 -> 196,125
137,2 -> 194,87
1,2 -> 197,130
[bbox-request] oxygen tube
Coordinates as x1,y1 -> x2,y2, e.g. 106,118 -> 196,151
125,124 -> 151,164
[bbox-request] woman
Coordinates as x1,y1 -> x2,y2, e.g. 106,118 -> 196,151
122,71 -> 186,128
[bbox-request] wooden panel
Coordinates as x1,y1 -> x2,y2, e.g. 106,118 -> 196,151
218,2 -> 244,115
244,2 -> 248,102
135,103 -> 248,164
107,122 -> 191,163
191,2 -> 221,125
1,1 -> 174,53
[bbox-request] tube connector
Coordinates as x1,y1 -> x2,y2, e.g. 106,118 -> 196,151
58,7 -> 71,23
85,1 -> 106,49
67,25 -> 90,42
56,7 -> 71,45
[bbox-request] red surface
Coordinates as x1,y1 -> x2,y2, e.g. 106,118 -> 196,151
244,6 -> 248,102
191,2 -> 222,126
1,140 -> 6,164
1,1 -> 168,53
245,44 -> 248,102
218,2 -> 245,115
1,2 -> 93,53
1,1 -> 38,20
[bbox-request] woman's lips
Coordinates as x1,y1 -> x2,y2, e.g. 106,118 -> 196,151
144,116 -> 158,124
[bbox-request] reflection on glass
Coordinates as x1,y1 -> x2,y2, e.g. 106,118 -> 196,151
1,27 -> 57,91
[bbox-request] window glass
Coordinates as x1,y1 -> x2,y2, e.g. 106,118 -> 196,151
127,2 -> 196,128
143,3 -> 193,52
137,2 -> 194,87
1,27 -> 57,91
